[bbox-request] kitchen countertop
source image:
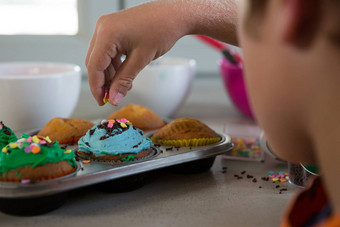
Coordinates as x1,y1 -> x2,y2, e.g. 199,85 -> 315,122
0,76 -> 298,227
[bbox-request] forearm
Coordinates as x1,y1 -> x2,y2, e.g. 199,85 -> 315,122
160,0 -> 239,45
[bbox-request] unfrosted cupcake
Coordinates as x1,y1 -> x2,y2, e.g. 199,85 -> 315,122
38,118 -> 95,144
107,104 -> 165,131
0,121 -> 17,150
151,118 -> 220,146
0,134 -> 77,182
78,119 -> 153,162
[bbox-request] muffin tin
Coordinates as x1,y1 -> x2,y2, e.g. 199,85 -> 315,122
0,130 -> 232,216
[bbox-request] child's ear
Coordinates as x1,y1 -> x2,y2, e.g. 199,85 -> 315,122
279,0 -> 321,48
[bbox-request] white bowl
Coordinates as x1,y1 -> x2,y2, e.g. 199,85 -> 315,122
123,57 -> 196,117
0,62 -> 81,132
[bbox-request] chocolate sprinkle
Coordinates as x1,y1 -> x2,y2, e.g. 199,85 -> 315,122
98,120 -> 131,140
89,129 -> 95,136
246,174 -> 254,179
3,129 -> 12,135
241,170 -> 246,175
261,177 -> 269,181
132,142 -> 142,148
166,147 -> 173,151
252,178 -> 257,183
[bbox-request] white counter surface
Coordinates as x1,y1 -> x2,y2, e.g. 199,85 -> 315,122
1,77 -> 298,227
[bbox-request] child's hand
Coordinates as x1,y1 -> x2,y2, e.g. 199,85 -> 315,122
85,1 -> 188,106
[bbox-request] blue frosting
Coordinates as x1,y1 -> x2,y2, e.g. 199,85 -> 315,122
78,120 -> 151,157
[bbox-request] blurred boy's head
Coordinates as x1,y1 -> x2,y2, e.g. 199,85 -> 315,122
238,0 -> 340,164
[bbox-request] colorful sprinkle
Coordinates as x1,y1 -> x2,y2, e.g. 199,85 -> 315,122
0,122 -> 3,130
64,149 -> 72,154
107,122 -> 114,128
228,137 -> 262,159
82,160 -> 90,164
45,136 -> 52,143
2,147 -> 8,153
266,171 -> 289,183
26,137 -> 32,143
32,136 -> 40,144
122,154 -> 136,162
103,87 -> 109,104
31,145 -> 41,154
119,118 -> 127,123
24,146 -> 32,153
21,179 -> 31,184
9,143 -> 18,149
120,122 -> 127,128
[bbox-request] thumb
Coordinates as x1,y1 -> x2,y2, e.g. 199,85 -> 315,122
109,49 -> 153,106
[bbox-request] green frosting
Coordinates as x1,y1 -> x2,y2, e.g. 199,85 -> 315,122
0,134 -> 77,175
0,121 -> 18,150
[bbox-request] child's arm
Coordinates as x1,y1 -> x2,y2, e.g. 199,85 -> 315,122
85,0 -> 239,106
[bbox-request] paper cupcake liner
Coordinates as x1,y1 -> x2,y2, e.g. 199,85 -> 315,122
151,137 -> 221,147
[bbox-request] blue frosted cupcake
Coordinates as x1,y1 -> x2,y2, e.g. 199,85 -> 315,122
78,119 -> 152,162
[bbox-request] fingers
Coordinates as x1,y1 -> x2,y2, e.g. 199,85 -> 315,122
87,40 -> 118,105
85,31 -> 96,67
109,49 -> 153,106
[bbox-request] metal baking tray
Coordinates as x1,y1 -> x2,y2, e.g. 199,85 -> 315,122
0,131 -> 232,199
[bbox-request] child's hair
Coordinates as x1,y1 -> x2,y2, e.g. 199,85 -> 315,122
244,0 -> 340,47
325,0 -> 340,46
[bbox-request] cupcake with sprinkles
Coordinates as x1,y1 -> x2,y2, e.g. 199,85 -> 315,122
78,119 -> 153,162
0,134 -> 77,182
0,121 -> 17,150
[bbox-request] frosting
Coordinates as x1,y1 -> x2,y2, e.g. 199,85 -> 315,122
0,134 -> 76,175
78,119 -> 152,156
0,121 -> 18,150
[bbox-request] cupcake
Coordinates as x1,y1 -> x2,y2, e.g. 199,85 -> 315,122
37,118 -> 95,144
151,117 -> 220,146
78,119 -> 153,162
106,104 -> 165,131
0,134 -> 77,182
0,121 -> 17,150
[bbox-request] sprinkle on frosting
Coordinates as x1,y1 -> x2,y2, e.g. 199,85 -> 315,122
0,134 -> 76,175
0,121 -> 18,150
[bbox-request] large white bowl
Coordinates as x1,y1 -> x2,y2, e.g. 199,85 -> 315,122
0,62 -> 81,132
123,57 -> 196,117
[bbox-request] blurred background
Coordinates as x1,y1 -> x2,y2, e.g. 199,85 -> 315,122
0,0 -> 240,77
0,0 -> 244,120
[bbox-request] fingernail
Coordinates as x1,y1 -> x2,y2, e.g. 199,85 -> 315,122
112,92 -> 124,106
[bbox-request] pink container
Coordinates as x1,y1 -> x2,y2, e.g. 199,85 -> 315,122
219,58 -> 253,119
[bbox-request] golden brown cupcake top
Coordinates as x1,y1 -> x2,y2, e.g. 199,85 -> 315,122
106,104 -> 165,131
151,117 -> 219,140
37,118 -> 95,144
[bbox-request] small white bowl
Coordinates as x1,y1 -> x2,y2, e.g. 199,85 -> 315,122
123,57 -> 196,117
0,62 -> 81,132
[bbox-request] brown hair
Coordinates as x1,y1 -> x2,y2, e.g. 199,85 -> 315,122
244,0 -> 340,47
324,0 -> 340,46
